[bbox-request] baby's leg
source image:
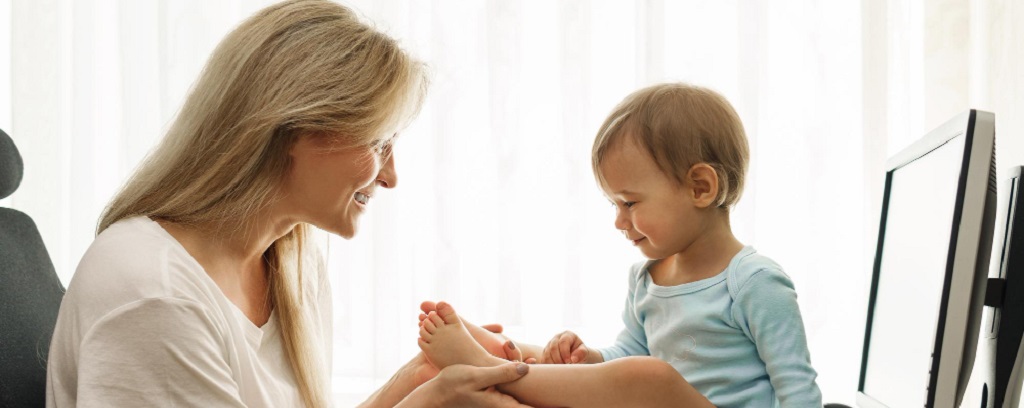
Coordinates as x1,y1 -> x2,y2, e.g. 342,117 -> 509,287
418,302 -> 508,369
500,357 -> 713,408
417,304 -> 710,407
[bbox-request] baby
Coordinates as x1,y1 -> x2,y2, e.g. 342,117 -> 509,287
419,83 -> 822,407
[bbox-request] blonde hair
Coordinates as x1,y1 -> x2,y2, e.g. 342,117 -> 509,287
98,1 -> 427,406
592,83 -> 749,209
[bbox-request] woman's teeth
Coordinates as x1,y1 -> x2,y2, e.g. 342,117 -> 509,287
355,192 -> 369,205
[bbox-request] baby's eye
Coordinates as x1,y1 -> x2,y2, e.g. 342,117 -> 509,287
606,199 -> 636,209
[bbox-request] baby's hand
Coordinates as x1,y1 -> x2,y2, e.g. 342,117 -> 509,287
541,330 -> 594,364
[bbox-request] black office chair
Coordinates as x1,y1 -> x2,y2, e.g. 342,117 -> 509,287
0,129 -> 65,408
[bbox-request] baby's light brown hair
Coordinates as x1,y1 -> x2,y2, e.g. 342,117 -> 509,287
592,83 -> 750,209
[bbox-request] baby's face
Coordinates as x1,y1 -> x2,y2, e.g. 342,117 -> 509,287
598,138 -> 704,260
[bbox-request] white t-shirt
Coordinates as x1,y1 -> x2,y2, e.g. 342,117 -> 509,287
46,216 -> 333,407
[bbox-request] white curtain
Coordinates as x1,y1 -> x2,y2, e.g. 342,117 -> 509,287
3,0 -> 1023,406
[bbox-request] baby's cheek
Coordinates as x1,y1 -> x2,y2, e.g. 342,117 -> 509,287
634,219 -> 660,238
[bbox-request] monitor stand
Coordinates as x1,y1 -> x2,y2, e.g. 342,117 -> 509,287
976,165 -> 1024,408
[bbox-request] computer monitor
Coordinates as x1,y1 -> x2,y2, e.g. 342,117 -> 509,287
857,110 -> 997,408
975,165 -> 1024,408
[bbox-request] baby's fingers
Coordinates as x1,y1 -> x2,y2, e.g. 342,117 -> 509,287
557,334 -> 575,363
570,344 -> 589,364
543,339 -> 564,364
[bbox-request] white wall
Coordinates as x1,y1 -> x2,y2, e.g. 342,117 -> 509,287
3,0 -> 1023,406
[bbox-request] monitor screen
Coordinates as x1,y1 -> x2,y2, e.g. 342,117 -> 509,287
858,110 -> 996,408
861,135 -> 966,406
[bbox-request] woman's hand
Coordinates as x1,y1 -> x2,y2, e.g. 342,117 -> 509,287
398,362 -> 532,408
480,323 -> 537,364
360,325 -> 532,408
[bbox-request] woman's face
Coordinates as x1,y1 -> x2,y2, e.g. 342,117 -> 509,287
281,134 -> 397,239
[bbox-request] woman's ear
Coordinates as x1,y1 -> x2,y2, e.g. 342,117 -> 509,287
686,163 -> 719,209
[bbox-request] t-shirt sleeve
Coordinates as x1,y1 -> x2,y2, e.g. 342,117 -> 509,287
75,297 -> 247,407
600,264 -> 650,361
731,269 -> 823,408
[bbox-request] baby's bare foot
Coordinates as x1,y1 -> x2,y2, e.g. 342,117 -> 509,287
417,302 -> 507,369
420,301 -> 516,360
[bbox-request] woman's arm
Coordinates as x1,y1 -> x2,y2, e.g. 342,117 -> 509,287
358,353 -> 437,408
359,354 -> 531,408
397,363 -> 532,408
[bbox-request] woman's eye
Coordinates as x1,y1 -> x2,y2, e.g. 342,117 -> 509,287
372,138 -> 394,157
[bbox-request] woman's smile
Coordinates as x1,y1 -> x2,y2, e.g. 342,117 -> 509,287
354,191 -> 371,206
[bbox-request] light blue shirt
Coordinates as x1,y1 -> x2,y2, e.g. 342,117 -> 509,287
599,246 -> 822,408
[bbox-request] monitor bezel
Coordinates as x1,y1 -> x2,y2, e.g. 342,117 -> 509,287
857,110 -> 995,408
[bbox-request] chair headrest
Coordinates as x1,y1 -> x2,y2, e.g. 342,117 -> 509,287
0,128 -> 24,200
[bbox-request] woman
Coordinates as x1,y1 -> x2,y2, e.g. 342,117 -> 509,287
45,1 -> 529,406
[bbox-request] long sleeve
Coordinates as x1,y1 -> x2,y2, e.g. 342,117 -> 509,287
600,264 -> 650,361
731,268 -> 823,408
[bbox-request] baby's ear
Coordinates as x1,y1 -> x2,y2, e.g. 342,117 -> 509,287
686,163 -> 720,209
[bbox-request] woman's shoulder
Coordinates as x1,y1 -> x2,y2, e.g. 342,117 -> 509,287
82,216 -> 196,278
89,216 -> 177,256
63,216 -> 218,321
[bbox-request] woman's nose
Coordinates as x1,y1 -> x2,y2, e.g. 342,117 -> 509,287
376,152 -> 397,189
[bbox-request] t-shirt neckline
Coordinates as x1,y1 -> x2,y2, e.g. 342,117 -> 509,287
136,216 -> 278,339
642,245 -> 755,297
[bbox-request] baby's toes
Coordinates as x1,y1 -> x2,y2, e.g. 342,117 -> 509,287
427,311 -> 444,327
436,302 -> 460,325
422,317 -> 437,335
